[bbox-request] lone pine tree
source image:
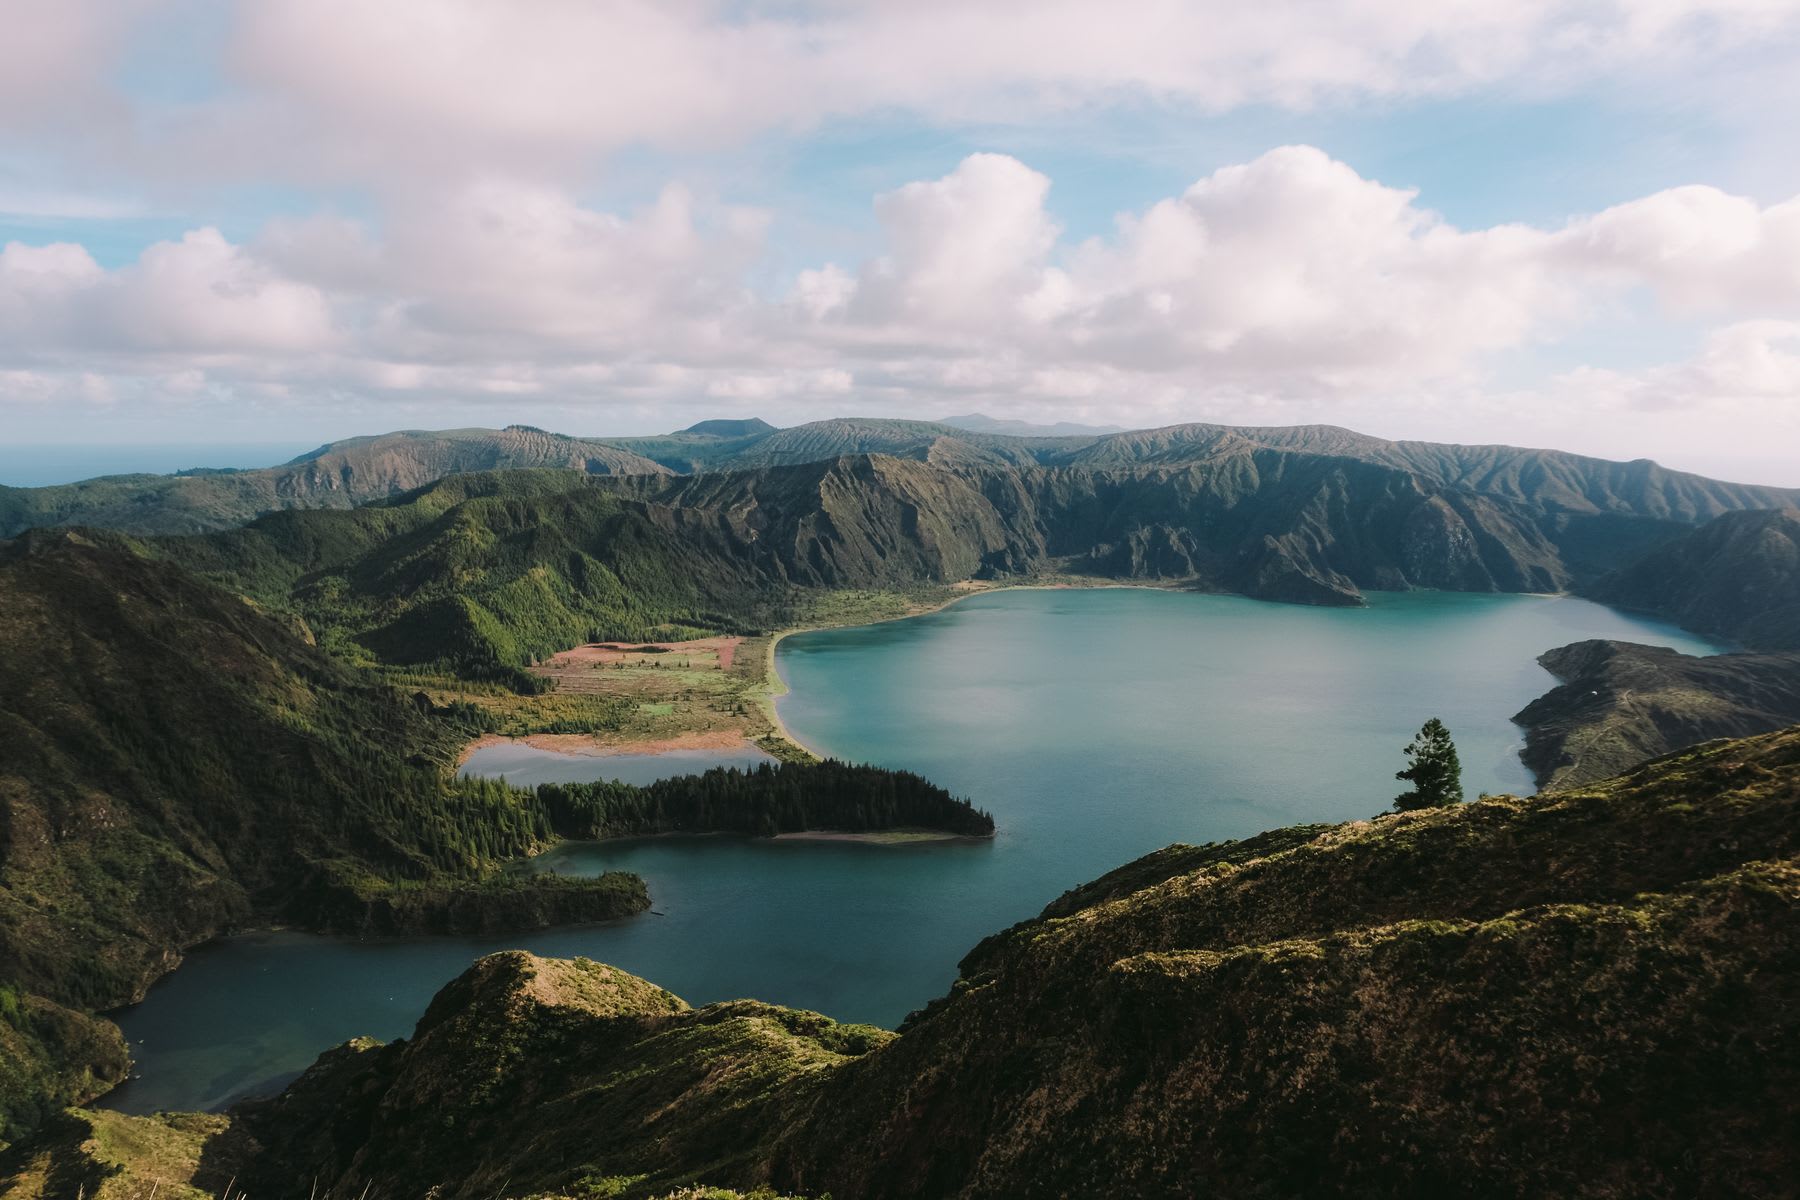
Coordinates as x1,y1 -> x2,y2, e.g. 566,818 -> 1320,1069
1394,717 -> 1464,811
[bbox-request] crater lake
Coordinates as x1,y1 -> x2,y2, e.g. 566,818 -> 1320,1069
102,588 -> 1722,1114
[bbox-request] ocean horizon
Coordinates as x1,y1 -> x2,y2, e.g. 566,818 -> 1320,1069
0,442 -> 317,488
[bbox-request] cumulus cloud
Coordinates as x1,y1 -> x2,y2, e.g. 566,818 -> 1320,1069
1559,187 -> 1800,313
0,228 -> 332,357
3,144 -> 1798,479
841,153 -> 1063,329
1559,319 -> 1800,410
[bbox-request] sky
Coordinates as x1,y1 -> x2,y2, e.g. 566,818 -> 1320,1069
2,1 -> 1799,484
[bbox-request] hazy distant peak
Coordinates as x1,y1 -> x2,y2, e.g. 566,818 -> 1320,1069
938,413 -> 1125,438
679,418 -> 779,438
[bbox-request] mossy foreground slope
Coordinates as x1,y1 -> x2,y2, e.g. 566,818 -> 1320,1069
13,727 -> 1796,1199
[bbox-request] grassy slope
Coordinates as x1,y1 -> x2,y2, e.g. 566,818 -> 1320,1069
19,726 -> 1794,1199
156,471 -> 789,678
0,530 -> 645,1146
1583,507 -> 1800,650
780,728 -> 1800,1198
1515,639 -> 1800,788
0,524 -> 994,1149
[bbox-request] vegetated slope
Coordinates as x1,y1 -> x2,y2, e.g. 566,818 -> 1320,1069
0,524 -> 992,1147
159,456 -> 1050,680
1513,639 -> 1800,788
0,529 -> 643,1145
609,421 -> 1794,591
156,470 -> 794,676
46,727 -> 1800,1199
621,450 -> 1571,605
8,416 -> 1793,562
0,427 -> 669,538
1582,507 -> 1800,650
1051,422 -> 1800,519
163,447 -> 1625,682
774,729 -> 1800,1199
141,449 -> 1791,675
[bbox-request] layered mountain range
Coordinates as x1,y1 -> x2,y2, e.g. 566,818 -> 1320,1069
2,415 -> 1797,1185
0,426 -> 669,538
7,416 -> 1794,536
8,418 -> 1793,646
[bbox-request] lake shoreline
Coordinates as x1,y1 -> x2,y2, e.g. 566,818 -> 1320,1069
105,588 -> 1719,1116
457,581 -> 1603,770
470,575 -> 1188,766
760,577 -> 1195,759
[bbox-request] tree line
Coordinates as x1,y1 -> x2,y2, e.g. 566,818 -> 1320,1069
530,759 -> 996,840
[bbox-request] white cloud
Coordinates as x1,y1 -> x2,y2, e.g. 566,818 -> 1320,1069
801,147 -> 1562,387
1559,319 -> 1800,410
182,0 -> 1800,188
1557,187 -> 1800,313
0,0 -> 148,131
3,144 -> 1799,483
847,153 -> 1062,329
0,228 -> 332,357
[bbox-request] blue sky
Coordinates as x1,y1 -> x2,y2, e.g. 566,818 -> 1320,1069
2,1 -> 1798,484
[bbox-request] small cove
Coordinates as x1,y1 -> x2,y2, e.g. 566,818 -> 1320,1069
103,588 -> 1724,1115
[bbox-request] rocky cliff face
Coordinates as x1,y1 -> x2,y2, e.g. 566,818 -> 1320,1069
1513,639 -> 1800,788
1583,507 -> 1800,650
11,418 -> 1795,553
619,450 -> 1574,606
28,728 -> 1795,1199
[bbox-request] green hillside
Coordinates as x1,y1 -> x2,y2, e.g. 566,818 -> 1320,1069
0,526 -> 993,1142
10,419 -> 1795,554
13,726 -> 1795,1198
1514,639 -> 1800,787
1583,507 -> 1800,650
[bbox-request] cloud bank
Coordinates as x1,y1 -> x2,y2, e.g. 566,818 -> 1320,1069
1,1 -> 1797,479
3,144 -> 1797,471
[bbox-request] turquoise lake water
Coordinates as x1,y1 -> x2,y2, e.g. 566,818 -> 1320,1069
102,588 -> 1722,1114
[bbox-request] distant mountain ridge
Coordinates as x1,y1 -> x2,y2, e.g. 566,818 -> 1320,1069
142,446 -> 1740,681
937,412 -> 1125,437
678,417 -> 778,438
10,416 -> 1795,541
0,426 -> 669,537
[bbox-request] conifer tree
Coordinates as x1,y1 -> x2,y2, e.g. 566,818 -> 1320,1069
1393,717 -> 1464,811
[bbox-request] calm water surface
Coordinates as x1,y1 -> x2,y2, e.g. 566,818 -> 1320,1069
104,589 -> 1722,1114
